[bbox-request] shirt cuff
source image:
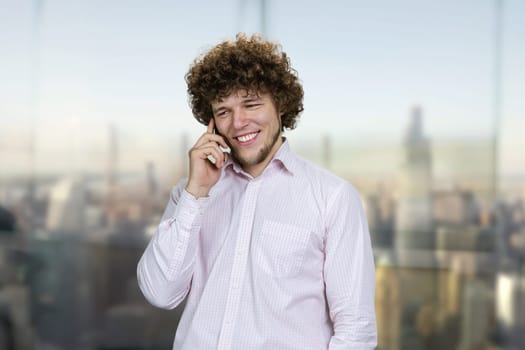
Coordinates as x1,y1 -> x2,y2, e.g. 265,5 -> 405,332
171,189 -> 210,231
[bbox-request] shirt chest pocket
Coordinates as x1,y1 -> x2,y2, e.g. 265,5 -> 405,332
255,220 -> 311,279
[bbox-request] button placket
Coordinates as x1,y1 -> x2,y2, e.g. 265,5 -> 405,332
217,179 -> 262,350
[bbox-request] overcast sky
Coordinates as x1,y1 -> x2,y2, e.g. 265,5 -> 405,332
0,0 -> 523,177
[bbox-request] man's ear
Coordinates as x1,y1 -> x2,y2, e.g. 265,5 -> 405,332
279,112 -> 285,131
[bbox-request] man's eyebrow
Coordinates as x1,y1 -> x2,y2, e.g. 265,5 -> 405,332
212,105 -> 227,114
241,95 -> 263,102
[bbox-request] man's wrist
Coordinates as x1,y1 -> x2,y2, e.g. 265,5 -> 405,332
185,183 -> 210,199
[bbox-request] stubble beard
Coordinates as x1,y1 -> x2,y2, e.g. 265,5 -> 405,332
231,126 -> 282,169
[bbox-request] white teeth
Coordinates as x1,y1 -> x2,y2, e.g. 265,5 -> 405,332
237,132 -> 257,142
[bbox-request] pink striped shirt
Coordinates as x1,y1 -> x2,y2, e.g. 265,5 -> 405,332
137,140 -> 377,349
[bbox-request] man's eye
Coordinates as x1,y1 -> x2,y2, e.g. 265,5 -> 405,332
216,110 -> 228,117
246,104 -> 261,109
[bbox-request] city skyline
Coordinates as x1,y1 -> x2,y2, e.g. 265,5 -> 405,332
1,2 -> 524,349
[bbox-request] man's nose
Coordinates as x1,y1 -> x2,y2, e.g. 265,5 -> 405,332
232,108 -> 249,129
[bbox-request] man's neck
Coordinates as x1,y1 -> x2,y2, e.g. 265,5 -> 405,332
242,137 -> 284,178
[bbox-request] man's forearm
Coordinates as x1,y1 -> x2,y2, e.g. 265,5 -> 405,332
137,189 -> 206,309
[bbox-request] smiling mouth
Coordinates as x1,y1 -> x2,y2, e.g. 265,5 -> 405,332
235,131 -> 259,143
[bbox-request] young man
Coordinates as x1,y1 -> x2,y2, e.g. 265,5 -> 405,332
137,34 -> 377,349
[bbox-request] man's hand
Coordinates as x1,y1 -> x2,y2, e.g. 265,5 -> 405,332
185,119 -> 229,198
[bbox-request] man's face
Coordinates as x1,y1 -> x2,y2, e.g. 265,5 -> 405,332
211,90 -> 283,176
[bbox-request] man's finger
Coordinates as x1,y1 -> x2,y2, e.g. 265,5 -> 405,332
207,118 -> 215,134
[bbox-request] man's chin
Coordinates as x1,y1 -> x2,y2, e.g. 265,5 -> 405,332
232,151 -> 261,168
232,141 -> 276,169
233,155 -> 256,167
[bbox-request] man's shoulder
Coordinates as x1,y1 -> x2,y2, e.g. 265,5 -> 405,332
292,153 -> 346,185
290,153 -> 358,197
287,154 -> 365,220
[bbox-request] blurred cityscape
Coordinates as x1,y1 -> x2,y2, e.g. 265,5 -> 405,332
2,0 -> 525,349
1,106 -> 524,350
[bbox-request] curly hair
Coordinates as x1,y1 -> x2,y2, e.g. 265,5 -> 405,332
185,33 -> 304,130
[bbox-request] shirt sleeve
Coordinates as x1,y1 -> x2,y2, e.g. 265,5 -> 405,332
324,183 -> 377,349
137,180 -> 209,309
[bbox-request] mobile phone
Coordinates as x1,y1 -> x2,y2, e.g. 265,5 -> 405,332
207,126 -> 230,164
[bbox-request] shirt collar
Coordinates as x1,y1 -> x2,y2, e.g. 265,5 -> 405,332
272,138 -> 298,176
223,138 -> 298,178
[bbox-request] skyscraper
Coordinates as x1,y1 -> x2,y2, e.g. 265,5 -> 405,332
395,106 -> 434,253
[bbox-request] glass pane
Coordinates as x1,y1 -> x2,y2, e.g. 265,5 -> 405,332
1,1 -> 523,349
